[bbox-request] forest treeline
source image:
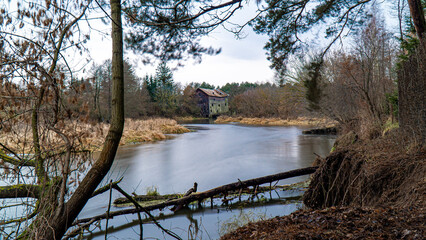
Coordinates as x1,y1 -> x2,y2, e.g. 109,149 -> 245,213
76,59 -> 310,120
77,10 -> 399,137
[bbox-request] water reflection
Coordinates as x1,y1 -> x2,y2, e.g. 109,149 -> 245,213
81,123 -> 335,239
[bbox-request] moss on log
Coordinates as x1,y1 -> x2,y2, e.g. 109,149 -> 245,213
0,184 -> 41,199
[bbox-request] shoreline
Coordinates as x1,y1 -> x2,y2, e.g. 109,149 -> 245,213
0,118 -> 191,153
215,116 -> 337,127
92,118 -> 191,150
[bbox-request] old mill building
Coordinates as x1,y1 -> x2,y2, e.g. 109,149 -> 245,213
196,88 -> 229,117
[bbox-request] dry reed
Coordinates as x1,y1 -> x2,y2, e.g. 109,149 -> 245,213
0,118 -> 190,152
215,116 -> 336,127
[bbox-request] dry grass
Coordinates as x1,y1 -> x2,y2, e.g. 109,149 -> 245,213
215,116 -> 337,127
0,118 -> 190,152
174,116 -> 206,121
81,118 -> 190,150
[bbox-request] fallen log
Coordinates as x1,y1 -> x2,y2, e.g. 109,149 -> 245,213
302,127 -> 337,135
73,166 -> 317,225
113,193 -> 180,205
114,181 -> 310,206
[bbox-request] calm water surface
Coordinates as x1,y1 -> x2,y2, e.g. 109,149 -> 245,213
81,123 -> 335,239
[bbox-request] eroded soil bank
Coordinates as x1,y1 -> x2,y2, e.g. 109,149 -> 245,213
222,130 -> 425,239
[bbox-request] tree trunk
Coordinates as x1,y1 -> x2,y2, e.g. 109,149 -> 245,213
407,0 -> 426,41
397,42 -> 426,144
36,1 -> 124,239
398,0 -> 426,143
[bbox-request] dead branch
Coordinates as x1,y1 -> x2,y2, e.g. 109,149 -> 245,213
74,167 -> 317,225
91,177 -> 123,198
112,184 -> 182,240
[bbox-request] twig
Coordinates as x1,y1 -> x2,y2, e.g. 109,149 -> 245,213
63,219 -> 96,240
273,180 -> 279,187
137,211 -> 143,240
105,180 -> 113,239
112,184 -> 182,240
313,152 -> 323,159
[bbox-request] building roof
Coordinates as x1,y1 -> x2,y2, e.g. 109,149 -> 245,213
196,88 -> 228,98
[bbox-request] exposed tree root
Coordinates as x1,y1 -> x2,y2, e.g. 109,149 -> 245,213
304,131 -> 425,209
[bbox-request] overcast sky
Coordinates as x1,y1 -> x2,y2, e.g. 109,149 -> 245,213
85,2 -> 275,87
83,0 -> 402,88
3,1 -> 402,88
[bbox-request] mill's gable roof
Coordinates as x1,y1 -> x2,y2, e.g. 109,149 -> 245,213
196,88 -> 228,98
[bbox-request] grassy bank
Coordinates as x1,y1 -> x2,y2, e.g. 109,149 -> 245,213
84,118 -> 190,150
0,118 -> 190,152
174,116 -> 208,121
215,116 -> 337,127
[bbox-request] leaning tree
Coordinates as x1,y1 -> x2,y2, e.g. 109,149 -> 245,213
0,0 -> 245,239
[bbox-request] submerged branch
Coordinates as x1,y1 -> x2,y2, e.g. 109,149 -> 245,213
74,167 -> 318,225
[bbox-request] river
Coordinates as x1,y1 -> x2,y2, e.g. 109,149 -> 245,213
80,123 -> 335,239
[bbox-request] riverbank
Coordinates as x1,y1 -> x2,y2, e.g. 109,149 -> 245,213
221,130 -> 425,239
0,118 -> 190,152
85,118 -> 190,150
215,116 -> 337,127
221,206 -> 424,239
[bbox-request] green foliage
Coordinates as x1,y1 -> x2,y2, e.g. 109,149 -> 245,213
397,1 -> 425,65
146,186 -> 160,196
143,75 -> 157,101
199,82 -> 216,89
301,57 -> 323,111
382,119 -> 399,136
143,62 -> 179,117
220,82 -> 259,96
123,0 -> 222,64
188,81 -> 217,90
385,90 -> 399,119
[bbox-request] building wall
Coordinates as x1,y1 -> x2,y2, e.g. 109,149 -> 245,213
196,91 -> 229,117
197,92 -> 209,117
207,97 -> 229,116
